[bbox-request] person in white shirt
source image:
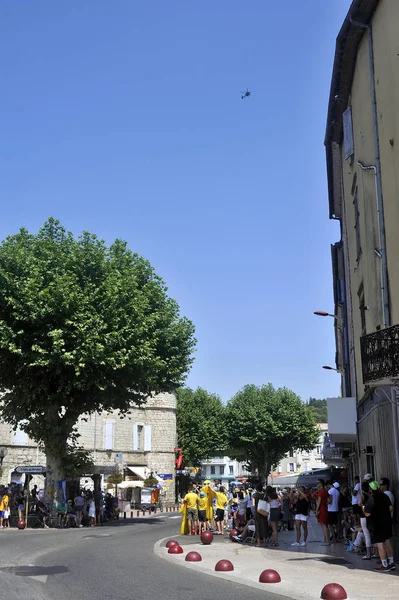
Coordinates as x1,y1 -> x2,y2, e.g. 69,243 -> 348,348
326,480 -> 340,543
379,477 -> 394,518
351,475 -> 361,524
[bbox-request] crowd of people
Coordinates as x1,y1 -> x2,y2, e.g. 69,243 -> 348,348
315,474 -> 396,573
0,483 -> 120,529
181,474 -> 396,573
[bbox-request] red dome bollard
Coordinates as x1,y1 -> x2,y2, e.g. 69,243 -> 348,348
166,539 -> 180,549
215,559 -> 234,572
17,520 -> 26,530
185,551 -> 202,562
321,584 -> 347,600
168,544 -> 183,554
200,531 -> 214,545
229,529 -> 239,540
259,569 -> 281,583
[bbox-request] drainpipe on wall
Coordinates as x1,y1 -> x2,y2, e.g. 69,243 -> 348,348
357,161 -> 387,328
349,16 -> 390,329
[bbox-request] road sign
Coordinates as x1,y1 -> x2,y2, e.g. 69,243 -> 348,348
115,453 -> 123,464
15,466 -> 46,474
158,473 -> 173,480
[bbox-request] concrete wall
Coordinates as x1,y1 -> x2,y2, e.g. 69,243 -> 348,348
340,1 -> 399,397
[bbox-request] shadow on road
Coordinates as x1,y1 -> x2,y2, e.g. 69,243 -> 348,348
103,518 -> 166,527
0,566 -> 69,576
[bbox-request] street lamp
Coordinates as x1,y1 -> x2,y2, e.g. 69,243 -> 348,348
314,311 -> 343,321
322,365 -> 342,373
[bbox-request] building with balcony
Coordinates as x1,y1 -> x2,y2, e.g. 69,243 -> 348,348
200,456 -> 250,488
325,0 -> 399,510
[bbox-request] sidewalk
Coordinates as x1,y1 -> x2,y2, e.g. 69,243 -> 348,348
154,517 -> 399,600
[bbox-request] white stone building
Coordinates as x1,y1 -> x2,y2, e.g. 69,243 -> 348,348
200,455 -> 250,488
0,392 -> 177,504
270,423 -> 328,478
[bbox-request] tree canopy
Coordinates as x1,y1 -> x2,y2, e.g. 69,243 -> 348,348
307,398 -> 328,423
225,384 -> 319,480
0,218 -> 196,489
176,387 -> 227,466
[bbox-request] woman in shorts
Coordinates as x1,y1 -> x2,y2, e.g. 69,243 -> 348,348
197,491 -> 207,534
266,486 -> 281,547
291,487 -> 310,547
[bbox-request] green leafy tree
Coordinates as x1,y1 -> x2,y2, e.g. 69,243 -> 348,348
225,384 -> 319,481
143,476 -> 158,487
176,387 -> 227,466
0,218 -> 196,501
307,398 -> 328,423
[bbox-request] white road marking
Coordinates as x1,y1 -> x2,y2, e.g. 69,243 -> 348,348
28,575 -> 48,583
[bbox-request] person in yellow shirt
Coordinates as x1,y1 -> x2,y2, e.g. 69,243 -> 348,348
184,487 -> 199,535
197,491 -> 208,533
0,492 -> 9,529
209,485 -> 228,535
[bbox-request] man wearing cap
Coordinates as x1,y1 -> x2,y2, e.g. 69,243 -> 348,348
326,480 -> 340,543
363,473 -> 373,483
363,481 -> 395,572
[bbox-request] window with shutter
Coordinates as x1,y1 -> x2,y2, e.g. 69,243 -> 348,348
133,424 -> 139,451
133,424 -> 145,451
13,427 -> 28,446
343,106 -> 354,159
104,421 -> 114,450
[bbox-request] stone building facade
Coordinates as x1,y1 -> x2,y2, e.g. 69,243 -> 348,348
0,392 -> 177,504
270,424 -> 328,477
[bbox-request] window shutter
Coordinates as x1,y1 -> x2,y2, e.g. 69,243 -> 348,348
144,425 -> 152,451
104,421 -> 114,450
343,106 -> 354,159
133,424 -> 139,451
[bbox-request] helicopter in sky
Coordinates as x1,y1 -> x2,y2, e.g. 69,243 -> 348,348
240,88 -> 254,99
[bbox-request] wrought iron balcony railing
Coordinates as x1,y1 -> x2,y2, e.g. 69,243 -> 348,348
322,444 -> 343,460
360,324 -> 399,384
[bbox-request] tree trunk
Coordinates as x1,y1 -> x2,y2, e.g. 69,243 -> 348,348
45,449 -> 66,515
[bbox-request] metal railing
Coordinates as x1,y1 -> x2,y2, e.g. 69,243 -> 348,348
361,324 -> 399,383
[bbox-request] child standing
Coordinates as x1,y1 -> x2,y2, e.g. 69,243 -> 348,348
88,498 -> 96,526
3,507 -> 10,528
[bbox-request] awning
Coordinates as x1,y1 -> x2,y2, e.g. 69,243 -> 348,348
127,466 -> 146,480
118,480 -> 144,489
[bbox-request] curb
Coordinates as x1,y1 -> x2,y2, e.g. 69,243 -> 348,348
154,536 -> 399,600
154,537 -> 292,599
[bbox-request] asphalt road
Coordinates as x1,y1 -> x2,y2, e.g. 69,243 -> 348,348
0,516 -> 291,600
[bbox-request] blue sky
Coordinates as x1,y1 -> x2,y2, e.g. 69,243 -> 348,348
0,1 -> 350,402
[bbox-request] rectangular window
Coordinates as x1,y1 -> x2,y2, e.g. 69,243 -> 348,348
288,463 -> 296,472
211,466 -> 215,475
229,465 -> 234,475
219,465 -> 225,475
343,106 -> 354,159
13,426 -> 28,446
366,454 -> 375,480
358,283 -> 367,336
104,421 -> 114,450
353,188 -> 362,261
133,424 -> 144,451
